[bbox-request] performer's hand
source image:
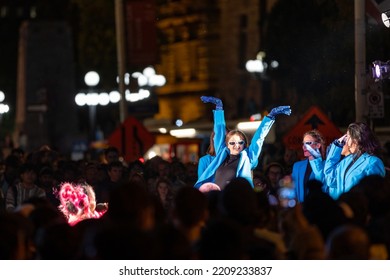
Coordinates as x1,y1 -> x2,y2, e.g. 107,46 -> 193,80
337,134 -> 347,146
305,144 -> 321,159
268,105 -> 292,120
96,202 -> 108,212
200,96 -> 223,110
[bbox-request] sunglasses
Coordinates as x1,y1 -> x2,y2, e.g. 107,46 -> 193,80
228,141 -> 245,146
302,141 -> 317,145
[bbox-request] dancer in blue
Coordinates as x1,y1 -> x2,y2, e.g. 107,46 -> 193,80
291,129 -> 327,203
323,122 -> 386,200
195,99 -> 291,190
197,96 -> 226,189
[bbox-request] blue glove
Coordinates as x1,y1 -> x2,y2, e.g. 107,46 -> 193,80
201,96 -> 223,110
268,105 -> 292,120
305,144 -> 322,159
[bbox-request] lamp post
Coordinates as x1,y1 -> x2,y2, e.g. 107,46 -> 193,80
75,67 -> 166,144
86,71 -> 100,142
75,71 -> 104,143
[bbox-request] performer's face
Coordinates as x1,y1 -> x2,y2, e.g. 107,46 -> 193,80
302,135 -> 320,158
345,132 -> 358,154
227,135 -> 245,155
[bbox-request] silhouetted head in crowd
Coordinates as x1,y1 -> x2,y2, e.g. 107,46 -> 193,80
302,179 -> 347,240
326,224 -> 370,260
220,177 -> 258,227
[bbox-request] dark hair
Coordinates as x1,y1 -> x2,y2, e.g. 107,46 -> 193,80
104,146 -> 119,156
18,162 -> 38,175
154,177 -> 173,193
347,122 -> 381,156
173,187 -> 207,227
107,160 -> 124,171
264,162 -> 285,177
207,131 -> 216,156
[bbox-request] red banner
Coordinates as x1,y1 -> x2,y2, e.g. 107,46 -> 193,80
125,0 -> 158,68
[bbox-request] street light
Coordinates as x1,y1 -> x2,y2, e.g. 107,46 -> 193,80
75,67 -> 166,143
75,71 -> 103,142
371,60 -> 390,81
245,51 -> 279,77
0,90 -> 10,116
116,66 -> 166,101
382,10 -> 390,28
0,90 -> 10,132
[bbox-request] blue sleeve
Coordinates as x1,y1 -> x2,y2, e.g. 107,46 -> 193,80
247,116 -> 275,169
310,158 -> 325,184
213,110 -> 226,155
324,142 -> 344,190
198,155 -> 211,178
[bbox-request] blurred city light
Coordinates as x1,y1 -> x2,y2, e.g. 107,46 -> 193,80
382,10 -> 390,28
170,128 -> 196,138
84,71 -> 100,87
0,90 -> 9,114
371,60 -> 390,81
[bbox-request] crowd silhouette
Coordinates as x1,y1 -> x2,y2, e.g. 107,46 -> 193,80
0,134 -> 390,260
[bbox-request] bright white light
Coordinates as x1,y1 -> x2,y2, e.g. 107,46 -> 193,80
132,72 -> 141,78
75,93 -> 87,106
0,103 -> 9,114
170,128 -> 196,138
137,75 -> 148,87
0,91 -> 5,102
125,89 -> 150,102
382,12 -> 390,28
237,121 -> 262,131
147,150 -> 157,159
143,67 -> 156,77
116,73 -> 131,85
109,91 -> 121,103
375,65 -> 381,78
159,128 -> 167,134
149,75 -> 166,86
132,67 -> 166,87
86,92 -> 99,106
270,60 -> 279,69
175,119 -> 183,127
125,73 -> 130,85
250,113 -> 262,121
98,92 -> 110,106
84,71 -> 100,87
246,59 -> 264,73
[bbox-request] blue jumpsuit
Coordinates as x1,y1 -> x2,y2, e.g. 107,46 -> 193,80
291,158 -> 326,203
195,115 -> 275,188
197,110 -> 226,180
323,142 -> 386,200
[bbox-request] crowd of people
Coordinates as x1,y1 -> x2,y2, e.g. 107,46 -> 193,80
1,103 -> 390,259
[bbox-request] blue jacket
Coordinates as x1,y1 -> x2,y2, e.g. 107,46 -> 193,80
197,110 -> 226,180
324,142 -> 386,200
195,115 -> 275,188
291,158 -> 325,203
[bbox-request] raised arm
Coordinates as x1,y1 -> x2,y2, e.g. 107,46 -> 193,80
248,105 -> 292,169
200,96 -> 226,154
